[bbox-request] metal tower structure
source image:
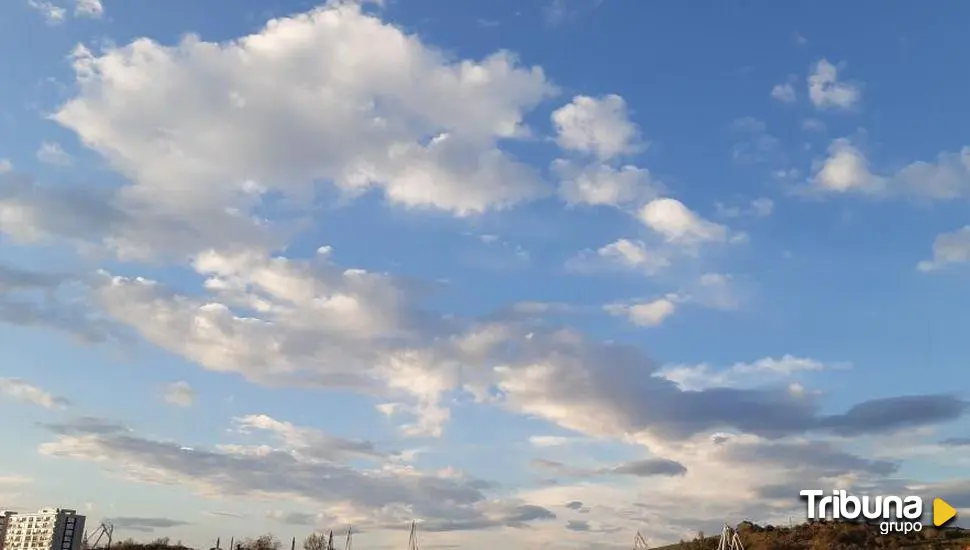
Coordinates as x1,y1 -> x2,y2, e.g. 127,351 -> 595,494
84,522 -> 114,550
407,521 -> 418,550
716,524 -> 743,550
344,526 -> 352,550
633,530 -> 649,549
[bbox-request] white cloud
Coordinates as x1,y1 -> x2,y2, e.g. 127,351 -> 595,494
567,198 -> 744,277
604,273 -> 740,328
0,378 -> 70,409
810,138 -> 883,193
807,59 -> 861,110
27,0 -> 66,24
809,138 -> 970,199
527,435 -> 584,448
19,3 -> 556,263
566,238 -> 672,276
657,354 -> 846,391
73,242 -> 960,449
162,381 -> 195,407
551,95 -> 641,160
229,414 -> 388,462
604,296 -> 678,327
770,83 -> 796,103
917,226 -> 970,271
552,159 -> 660,207
74,0 -> 102,17
38,416 -> 556,533
0,159 -> 11,173
36,142 -> 73,166
88,247 -> 458,437
637,198 -> 733,246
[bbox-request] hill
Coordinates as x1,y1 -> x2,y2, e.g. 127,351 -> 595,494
92,522 -> 970,550
652,520 -> 970,549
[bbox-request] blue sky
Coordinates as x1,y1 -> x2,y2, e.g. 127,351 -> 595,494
1,0 -> 969,548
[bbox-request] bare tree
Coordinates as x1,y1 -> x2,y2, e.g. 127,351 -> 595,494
239,535 -> 280,550
302,533 -> 327,550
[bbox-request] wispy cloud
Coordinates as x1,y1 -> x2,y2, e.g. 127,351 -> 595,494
0,378 -> 70,409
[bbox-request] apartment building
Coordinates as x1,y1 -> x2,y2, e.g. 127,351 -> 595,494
1,511 -> 18,548
1,508 -> 86,550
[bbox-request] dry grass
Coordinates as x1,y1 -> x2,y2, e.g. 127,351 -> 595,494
649,520 -> 970,549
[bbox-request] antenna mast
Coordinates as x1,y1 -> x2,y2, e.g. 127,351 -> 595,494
633,530 -> 649,549
344,526 -> 352,550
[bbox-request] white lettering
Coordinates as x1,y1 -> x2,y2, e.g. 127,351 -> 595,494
903,497 -> 922,519
801,489 -> 925,534
862,496 -> 882,519
883,496 -> 904,519
800,490 -> 823,519
840,492 -> 861,518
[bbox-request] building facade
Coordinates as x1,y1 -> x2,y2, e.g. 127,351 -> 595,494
0,511 -> 18,549
1,508 -> 86,550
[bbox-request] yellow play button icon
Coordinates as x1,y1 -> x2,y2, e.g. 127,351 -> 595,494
933,498 -> 957,527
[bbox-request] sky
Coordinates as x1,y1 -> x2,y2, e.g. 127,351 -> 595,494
1,0 -> 969,548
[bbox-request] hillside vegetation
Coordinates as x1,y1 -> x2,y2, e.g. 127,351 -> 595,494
93,522 -> 970,550
655,520 -> 970,550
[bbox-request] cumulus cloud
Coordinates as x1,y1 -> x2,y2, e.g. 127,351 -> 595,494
565,238 -> 671,276
162,381 -> 195,407
603,274 -> 742,328
770,83 -> 796,103
810,138 -> 883,194
807,59 -> 861,110
0,378 -> 70,409
2,3 -> 558,263
637,198 -> 737,247
552,160 -> 661,207
604,296 -> 678,327
809,138 -> 970,200
57,6 -> 554,217
551,95 -> 642,160
567,199 -> 743,277
918,226 -> 970,271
